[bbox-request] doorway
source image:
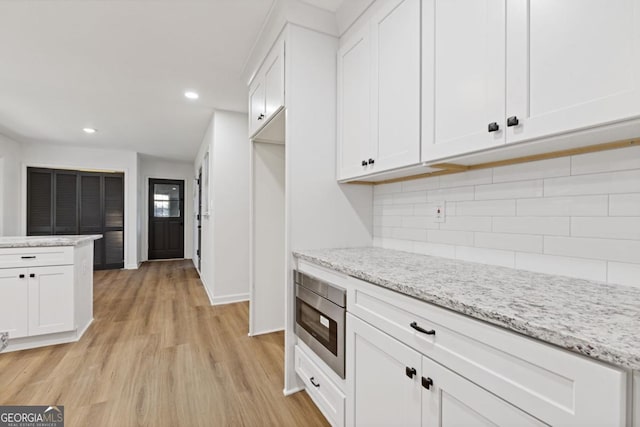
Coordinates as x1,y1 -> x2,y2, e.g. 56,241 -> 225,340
148,178 -> 185,260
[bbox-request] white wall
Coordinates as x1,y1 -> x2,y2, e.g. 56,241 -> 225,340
20,141 -> 139,269
0,134 -> 22,236
194,110 -> 250,305
138,154 -> 194,262
373,145 -> 640,288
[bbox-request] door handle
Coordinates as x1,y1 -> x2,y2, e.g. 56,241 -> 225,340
19,274 -> 25,279
422,377 -> 434,390
405,366 -> 417,379
488,122 -> 499,132
30,273 -> 35,278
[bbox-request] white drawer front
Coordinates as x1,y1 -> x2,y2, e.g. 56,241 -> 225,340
0,247 -> 74,269
295,345 -> 345,427
348,280 -> 626,427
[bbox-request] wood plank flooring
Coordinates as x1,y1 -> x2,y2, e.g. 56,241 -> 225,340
0,260 -> 328,427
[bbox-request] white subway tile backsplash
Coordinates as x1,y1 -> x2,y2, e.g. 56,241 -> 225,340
493,217 -> 570,236
571,217 -> 640,240
455,246 -> 515,268
428,186 -> 474,202
393,191 -> 427,205
402,176 -> 439,192
475,180 -> 543,200
607,262 -> 640,288
609,193 -> 640,216
544,236 -> 640,264
392,227 -> 428,241
427,230 -> 474,246
492,157 -> 570,183
544,169 -> 640,196
571,146 -> 640,175
456,200 -> 516,216
372,146 -> 640,287
440,216 -> 492,232
516,195 -> 608,216
515,252 -> 607,282
475,232 -> 543,253
439,169 -> 492,188
413,241 -> 456,258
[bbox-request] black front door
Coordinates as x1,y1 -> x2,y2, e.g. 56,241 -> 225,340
148,179 -> 184,260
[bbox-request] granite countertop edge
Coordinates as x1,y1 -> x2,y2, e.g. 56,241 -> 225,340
293,250 -> 640,371
0,235 -> 103,248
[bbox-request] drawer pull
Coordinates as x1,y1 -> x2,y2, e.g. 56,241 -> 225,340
410,321 -> 435,335
405,366 -> 417,379
309,377 -> 320,388
21,256 -> 36,259
422,376 -> 434,390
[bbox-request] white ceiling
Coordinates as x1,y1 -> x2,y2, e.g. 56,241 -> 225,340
0,0 -> 275,162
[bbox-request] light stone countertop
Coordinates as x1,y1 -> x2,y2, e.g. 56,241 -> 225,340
293,247 -> 640,371
0,235 -> 103,248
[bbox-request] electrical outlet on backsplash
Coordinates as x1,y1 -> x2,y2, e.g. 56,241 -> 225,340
372,145 -> 640,288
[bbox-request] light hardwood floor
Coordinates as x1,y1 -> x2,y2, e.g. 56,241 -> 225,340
0,260 -> 328,427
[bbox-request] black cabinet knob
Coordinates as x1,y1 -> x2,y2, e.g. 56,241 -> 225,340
488,122 -> 499,132
361,160 -> 368,167
257,113 -> 265,120
507,116 -> 519,127
368,158 -> 375,165
30,273 -> 35,278
19,274 -> 25,279
422,377 -> 434,390
405,366 -> 417,379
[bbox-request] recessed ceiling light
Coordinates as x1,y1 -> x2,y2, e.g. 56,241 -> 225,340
83,128 -> 97,134
184,91 -> 199,100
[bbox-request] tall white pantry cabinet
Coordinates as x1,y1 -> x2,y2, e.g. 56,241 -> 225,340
338,0 -> 640,181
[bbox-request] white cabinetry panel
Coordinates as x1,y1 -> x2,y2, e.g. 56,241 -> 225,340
28,265 -> 74,336
0,268 -> 29,339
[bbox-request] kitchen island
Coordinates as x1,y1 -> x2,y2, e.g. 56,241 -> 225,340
0,235 -> 101,352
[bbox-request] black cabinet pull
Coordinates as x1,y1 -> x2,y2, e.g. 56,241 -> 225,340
507,116 -> 519,127
30,274 -> 35,278
368,158 -> 375,165
405,366 -> 417,379
309,377 -> 320,388
422,377 -> 434,390
19,274 -> 25,279
257,113 -> 265,120
361,160 -> 368,167
21,256 -> 36,259
410,321 -> 435,335
488,122 -> 499,132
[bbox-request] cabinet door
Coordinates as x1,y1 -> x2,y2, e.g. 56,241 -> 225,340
422,0 -> 506,162
507,0 -> 640,144
0,268 -> 28,339
264,40 -> 285,121
337,28 -> 373,180
28,265 -> 74,336
346,314 -> 421,427
249,78 -> 266,138
421,357 -> 545,427
370,0 -> 421,172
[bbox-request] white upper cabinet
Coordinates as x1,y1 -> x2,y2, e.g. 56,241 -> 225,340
371,0 -> 421,172
506,0 -> 640,144
338,28 -> 373,180
422,0 -> 507,162
338,0 -> 421,180
249,40 -> 285,138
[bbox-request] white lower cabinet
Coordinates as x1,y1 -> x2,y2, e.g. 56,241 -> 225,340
0,268 -> 29,338
347,314 -> 542,427
295,345 -> 345,427
27,265 -> 74,336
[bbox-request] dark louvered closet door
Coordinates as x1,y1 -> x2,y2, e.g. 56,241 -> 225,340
27,167 -> 125,270
27,169 -> 54,235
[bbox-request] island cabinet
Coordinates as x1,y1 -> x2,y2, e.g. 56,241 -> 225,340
421,0 -> 640,162
346,280 -> 627,426
0,238 -> 97,352
337,0 -> 421,180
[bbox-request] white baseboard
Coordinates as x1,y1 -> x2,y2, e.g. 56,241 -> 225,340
249,327 -> 285,337
211,293 -> 250,306
199,277 -> 215,305
283,386 -> 305,396
125,263 -> 139,270
76,318 -> 94,339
